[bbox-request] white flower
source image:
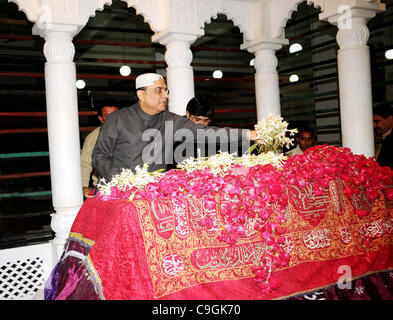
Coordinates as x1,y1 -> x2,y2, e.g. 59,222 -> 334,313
176,150 -> 286,177
97,164 -> 164,195
253,113 -> 297,153
236,152 -> 287,168
177,151 -> 238,176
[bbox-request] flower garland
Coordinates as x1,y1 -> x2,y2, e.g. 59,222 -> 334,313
176,151 -> 287,175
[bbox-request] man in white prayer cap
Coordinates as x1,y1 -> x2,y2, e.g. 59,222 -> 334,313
93,73 -> 258,182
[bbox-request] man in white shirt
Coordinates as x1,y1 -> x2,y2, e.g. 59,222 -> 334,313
81,99 -> 118,197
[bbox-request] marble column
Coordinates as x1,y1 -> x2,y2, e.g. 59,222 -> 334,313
245,43 -> 283,120
36,25 -> 83,259
336,17 -> 375,157
158,33 -> 199,116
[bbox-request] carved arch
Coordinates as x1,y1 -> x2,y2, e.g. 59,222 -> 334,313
269,0 -> 326,39
9,0 -> 112,26
271,0 -> 384,39
78,0 -> 114,27
124,0 -> 166,33
8,0 -> 41,21
196,0 -> 254,42
8,0 -> 39,21
8,0 -> 166,37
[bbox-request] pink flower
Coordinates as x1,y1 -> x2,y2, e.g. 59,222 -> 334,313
355,209 -> 369,218
199,215 -> 213,229
269,277 -> 280,290
384,187 -> 393,200
262,232 -> 271,241
96,193 -> 112,201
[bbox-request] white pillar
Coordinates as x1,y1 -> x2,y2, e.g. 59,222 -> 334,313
336,17 -> 374,157
37,26 -> 83,258
242,42 -> 284,121
254,48 -> 281,120
156,33 -> 200,116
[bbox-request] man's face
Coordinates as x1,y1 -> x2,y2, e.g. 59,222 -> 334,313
373,114 -> 393,136
187,112 -> 211,126
297,131 -> 314,151
98,106 -> 118,124
138,78 -> 169,114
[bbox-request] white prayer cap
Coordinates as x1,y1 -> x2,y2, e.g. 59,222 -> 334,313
135,73 -> 164,89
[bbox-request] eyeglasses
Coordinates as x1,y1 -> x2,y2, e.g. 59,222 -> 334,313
140,86 -> 169,95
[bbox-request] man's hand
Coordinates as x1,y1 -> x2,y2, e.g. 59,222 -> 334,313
83,187 -> 91,198
247,130 -> 264,144
247,130 -> 258,141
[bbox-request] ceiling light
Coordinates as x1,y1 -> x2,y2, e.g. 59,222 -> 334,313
120,65 -> 131,76
249,58 -> 255,66
76,79 -> 86,89
213,70 -> 223,79
289,43 -> 303,54
289,74 -> 299,82
385,49 -> 393,60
